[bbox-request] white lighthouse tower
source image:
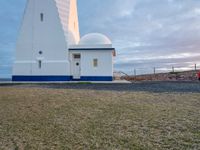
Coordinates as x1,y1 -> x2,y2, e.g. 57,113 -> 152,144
13,0 -> 80,81
13,0 -> 116,82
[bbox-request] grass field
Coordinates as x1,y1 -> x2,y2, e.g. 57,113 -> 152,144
0,85 -> 200,149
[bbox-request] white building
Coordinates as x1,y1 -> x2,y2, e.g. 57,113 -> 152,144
12,0 -> 116,81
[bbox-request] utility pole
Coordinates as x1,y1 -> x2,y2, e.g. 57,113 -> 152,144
195,64 -> 197,71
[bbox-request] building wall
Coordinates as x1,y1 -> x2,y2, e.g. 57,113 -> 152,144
70,50 -> 113,78
13,0 -> 80,78
12,0 -> 114,81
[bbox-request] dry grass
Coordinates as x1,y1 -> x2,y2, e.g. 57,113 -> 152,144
0,86 -> 200,149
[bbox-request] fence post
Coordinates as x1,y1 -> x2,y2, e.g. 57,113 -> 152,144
172,66 -> 175,73
154,67 -> 156,75
134,69 -> 136,76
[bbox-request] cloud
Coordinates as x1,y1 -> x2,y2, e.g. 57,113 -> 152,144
78,0 -> 200,74
1,0 -> 200,77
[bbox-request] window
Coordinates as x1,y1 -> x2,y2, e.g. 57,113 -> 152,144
40,13 -> 44,22
38,60 -> 42,69
93,59 -> 98,67
74,54 -> 81,59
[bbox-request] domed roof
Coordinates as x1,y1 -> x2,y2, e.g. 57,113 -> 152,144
79,33 -> 112,45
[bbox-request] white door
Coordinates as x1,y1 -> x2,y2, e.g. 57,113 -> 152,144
73,54 -> 81,79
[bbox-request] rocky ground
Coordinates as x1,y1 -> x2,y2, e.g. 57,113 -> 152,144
121,70 -> 199,82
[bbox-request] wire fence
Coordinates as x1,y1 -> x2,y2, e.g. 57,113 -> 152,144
114,64 -> 200,76
114,64 -> 200,81
126,64 -> 200,76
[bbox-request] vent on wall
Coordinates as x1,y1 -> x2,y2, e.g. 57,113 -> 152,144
38,60 -> 42,69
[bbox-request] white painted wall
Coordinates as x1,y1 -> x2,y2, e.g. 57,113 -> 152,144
70,50 -> 114,77
13,0 -> 80,76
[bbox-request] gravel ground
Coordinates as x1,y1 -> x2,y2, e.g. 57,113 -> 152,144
1,81 -> 200,93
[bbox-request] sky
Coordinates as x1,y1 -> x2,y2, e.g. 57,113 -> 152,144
0,0 -> 200,78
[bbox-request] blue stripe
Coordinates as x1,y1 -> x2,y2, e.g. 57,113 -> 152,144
12,76 -> 72,82
12,76 -> 113,81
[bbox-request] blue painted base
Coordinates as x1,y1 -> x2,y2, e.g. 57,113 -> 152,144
79,76 -> 113,81
12,76 -> 72,82
12,76 -> 113,82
